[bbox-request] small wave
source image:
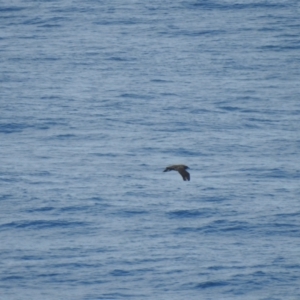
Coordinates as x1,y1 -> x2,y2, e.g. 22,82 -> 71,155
0,122 -> 31,134
110,269 -> 133,277
0,220 -> 86,230
119,93 -> 154,100
55,134 -> 77,139
195,280 -> 228,289
191,2 -> 286,10
0,6 -> 25,13
175,220 -> 252,235
167,209 -> 212,218
26,206 -> 55,213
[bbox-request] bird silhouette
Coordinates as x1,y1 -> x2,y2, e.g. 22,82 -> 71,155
163,164 -> 190,181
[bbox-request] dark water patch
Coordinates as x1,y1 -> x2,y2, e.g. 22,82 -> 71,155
110,269 -> 133,277
91,152 -> 118,157
190,108 -> 213,114
40,96 -> 61,100
23,16 -> 68,27
175,220 -> 252,235
22,17 -> 45,25
265,168 -> 298,179
174,226 -> 200,234
161,148 -> 203,156
107,56 -> 137,62
219,106 -> 241,112
89,196 -> 105,202
285,264 -> 300,270
195,280 -> 228,289
0,122 -> 32,134
0,220 -> 87,230
94,20 -> 118,26
159,92 -> 177,96
36,124 -> 50,130
239,168 -> 299,180
55,134 -> 77,139
20,254 -> 44,261
59,205 -> 100,213
251,221 -> 300,237
0,120 -> 56,133
273,223 -> 299,230
115,209 -> 149,218
259,44 -> 300,52
0,194 -> 13,201
53,261 -> 103,269
167,209 -> 213,219
153,123 -> 190,132
243,122 -> 261,129
30,171 -> 52,177
95,17 -> 142,26
32,56 -> 61,62
275,212 -> 300,218
203,220 -> 252,234
100,293 -> 138,299
178,29 -> 226,37
150,79 -> 171,83
190,1 -> 287,10
86,51 -> 103,57
38,23 -> 63,28
119,93 -> 155,100
193,29 -> 225,36
1,275 -> 24,281
207,265 -> 244,271
221,223 -> 251,232
37,118 -> 69,128
88,196 -> 110,206
0,6 -> 25,13
201,196 -> 229,203
25,206 -> 55,213
246,117 -> 279,124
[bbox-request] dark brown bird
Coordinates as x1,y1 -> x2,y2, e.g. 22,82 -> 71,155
163,164 -> 190,181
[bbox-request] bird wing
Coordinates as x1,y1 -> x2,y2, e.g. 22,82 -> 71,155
178,169 -> 190,181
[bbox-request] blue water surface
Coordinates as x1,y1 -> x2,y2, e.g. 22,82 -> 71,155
1,1 -> 300,299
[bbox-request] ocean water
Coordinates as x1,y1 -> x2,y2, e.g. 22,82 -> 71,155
1,1 -> 300,299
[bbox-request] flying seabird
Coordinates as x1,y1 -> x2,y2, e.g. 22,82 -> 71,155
163,164 -> 190,181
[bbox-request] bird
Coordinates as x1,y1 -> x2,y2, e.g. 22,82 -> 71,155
163,164 -> 190,181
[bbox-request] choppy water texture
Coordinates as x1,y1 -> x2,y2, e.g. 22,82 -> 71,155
1,1 -> 300,299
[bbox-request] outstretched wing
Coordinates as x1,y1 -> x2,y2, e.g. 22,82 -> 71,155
178,169 -> 190,181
